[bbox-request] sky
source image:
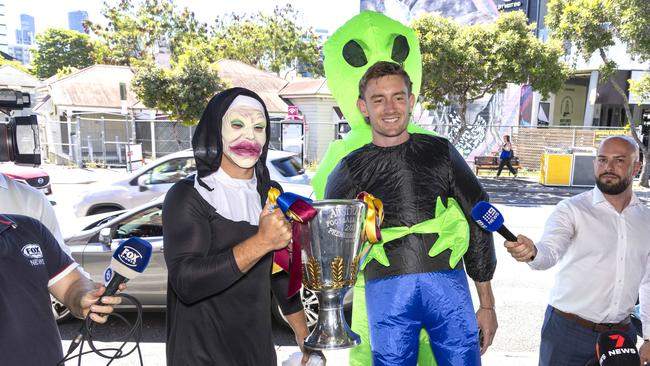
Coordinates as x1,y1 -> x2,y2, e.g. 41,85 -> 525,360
4,0 -> 359,43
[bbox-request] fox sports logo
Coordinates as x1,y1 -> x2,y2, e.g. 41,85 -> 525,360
21,244 -> 43,259
118,246 -> 142,267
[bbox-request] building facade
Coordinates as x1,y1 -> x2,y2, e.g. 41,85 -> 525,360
68,10 -> 88,33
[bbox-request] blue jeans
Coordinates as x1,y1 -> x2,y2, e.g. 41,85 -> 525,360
539,305 -> 637,366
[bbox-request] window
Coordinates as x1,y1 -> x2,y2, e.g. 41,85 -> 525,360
146,158 -> 196,184
114,206 -> 163,239
270,156 -> 304,177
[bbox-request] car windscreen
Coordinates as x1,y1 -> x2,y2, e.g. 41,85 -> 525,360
270,156 -> 304,177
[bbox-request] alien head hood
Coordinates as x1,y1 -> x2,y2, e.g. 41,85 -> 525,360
323,10 -> 422,130
192,87 -> 272,181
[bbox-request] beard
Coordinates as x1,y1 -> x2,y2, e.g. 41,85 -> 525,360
595,173 -> 631,195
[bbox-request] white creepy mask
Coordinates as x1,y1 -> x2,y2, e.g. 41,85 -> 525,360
221,95 -> 267,169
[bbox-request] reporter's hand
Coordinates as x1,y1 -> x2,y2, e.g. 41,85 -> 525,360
258,201 -> 292,251
639,340 -> 650,364
80,283 -> 126,324
504,234 -> 537,263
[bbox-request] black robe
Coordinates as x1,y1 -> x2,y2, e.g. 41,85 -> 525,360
325,134 -> 496,282
163,87 -> 302,365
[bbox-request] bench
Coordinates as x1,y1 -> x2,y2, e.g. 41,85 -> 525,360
474,156 -> 521,175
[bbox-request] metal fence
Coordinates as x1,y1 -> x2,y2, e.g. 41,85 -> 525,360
418,123 -> 630,171
41,112 -> 632,172
42,113 -> 195,169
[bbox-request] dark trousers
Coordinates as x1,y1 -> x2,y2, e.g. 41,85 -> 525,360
538,306 -> 637,366
496,157 -> 517,176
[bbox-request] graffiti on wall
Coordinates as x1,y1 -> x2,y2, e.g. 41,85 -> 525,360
414,84 -> 521,158
360,0 -> 499,25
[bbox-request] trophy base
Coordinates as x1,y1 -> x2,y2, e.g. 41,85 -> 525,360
303,328 -> 361,351
302,289 -> 360,350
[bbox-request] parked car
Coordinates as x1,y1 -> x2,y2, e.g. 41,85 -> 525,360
0,162 -> 52,195
72,149 -> 311,217
58,196 -> 349,328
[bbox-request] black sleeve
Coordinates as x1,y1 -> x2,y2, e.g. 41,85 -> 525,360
163,181 -> 244,305
448,143 -> 497,282
324,160 -> 358,199
270,271 -> 304,315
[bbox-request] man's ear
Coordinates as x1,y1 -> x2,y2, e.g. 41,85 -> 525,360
408,93 -> 416,110
357,98 -> 369,118
633,160 -> 642,176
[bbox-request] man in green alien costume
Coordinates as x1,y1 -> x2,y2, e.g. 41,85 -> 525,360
315,11 -> 498,366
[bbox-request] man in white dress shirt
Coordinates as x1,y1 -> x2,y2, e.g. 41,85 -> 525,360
504,135 -> 650,365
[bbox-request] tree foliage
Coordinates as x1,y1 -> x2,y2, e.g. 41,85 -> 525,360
131,47 -> 228,125
0,57 -> 30,74
210,4 -> 323,78
87,0 -> 207,65
31,28 -> 104,79
413,11 -> 571,143
547,0 -> 650,186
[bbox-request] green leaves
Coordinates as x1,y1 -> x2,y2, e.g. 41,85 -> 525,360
31,28 -> 102,79
413,11 -> 570,110
210,4 -> 323,77
131,49 -> 228,125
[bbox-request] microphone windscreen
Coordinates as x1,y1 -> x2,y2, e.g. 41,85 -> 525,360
596,330 -> 639,365
471,201 -> 504,232
109,237 -> 153,280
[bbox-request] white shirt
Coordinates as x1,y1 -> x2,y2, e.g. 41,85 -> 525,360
193,168 -> 262,225
0,173 -> 66,252
529,187 -> 650,336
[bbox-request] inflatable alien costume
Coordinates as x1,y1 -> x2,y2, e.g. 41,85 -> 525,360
315,12 -> 497,366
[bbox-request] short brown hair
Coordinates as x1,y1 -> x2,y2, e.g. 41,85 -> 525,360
358,61 -> 413,100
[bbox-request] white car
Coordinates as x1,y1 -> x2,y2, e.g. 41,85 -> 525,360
73,149 -> 312,217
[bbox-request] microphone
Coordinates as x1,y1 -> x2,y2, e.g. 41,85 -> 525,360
595,330 -> 639,365
470,201 -> 517,242
67,237 -> 153,355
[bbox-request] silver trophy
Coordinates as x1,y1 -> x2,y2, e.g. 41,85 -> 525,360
299,199 -> 367,350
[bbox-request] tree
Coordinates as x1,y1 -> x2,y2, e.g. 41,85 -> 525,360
31,28 -> 103,79
131,46 -> 228,125
547,0 -> 650,187
413,11 -> 571,145
211,4 -> 323,78
0,57 -> 30,73
87,0 -> 208,65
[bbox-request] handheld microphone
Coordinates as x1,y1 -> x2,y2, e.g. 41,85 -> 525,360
595,330 -> 639,365
67,237 -> 153,355
470,201 -> 517,242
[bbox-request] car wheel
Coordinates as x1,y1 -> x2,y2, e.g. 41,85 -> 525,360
51,295 -> 71,323
272,287 -> 319,329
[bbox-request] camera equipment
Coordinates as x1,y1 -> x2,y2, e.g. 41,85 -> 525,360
0,88 -> 40,165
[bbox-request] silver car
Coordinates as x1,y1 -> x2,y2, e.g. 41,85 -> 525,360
57,197 -> 335,329
72,149 -> 312,217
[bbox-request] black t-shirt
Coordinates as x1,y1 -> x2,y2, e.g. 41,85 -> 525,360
0,214 -> 77,366
163,179 -> 302,366
325,134 -> 496,282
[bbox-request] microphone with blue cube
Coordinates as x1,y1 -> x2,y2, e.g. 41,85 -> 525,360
103,236 -> 153,295
471,201 -> 517,241
471,201 -> 534,260
67,237 -> 153,356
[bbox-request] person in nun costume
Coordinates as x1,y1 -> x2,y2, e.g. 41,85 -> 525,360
163,87 -> 314,366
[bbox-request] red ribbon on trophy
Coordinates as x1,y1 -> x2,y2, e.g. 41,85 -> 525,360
268,187 -> 317,297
